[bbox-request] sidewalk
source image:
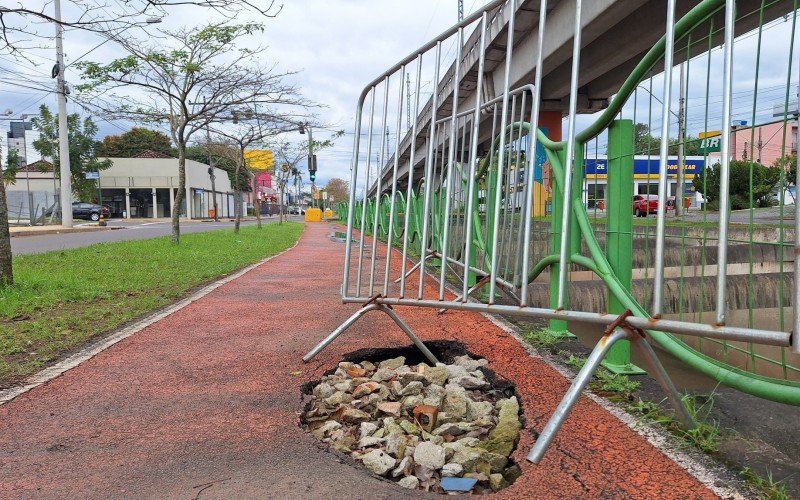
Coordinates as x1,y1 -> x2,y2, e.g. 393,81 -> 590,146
0,222 -> 720,499
9,224 -> 118,237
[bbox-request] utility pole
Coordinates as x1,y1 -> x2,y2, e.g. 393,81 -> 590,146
308,125 -> 315,208
757,127 -> 763,164
458,0 -> 464,21
54,0 -> 73,228
675,62 -> 686,217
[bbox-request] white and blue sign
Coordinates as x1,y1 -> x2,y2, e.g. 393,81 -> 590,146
583,156 -> 705,176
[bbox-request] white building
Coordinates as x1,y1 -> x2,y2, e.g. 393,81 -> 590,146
98,151 -> 238,219
4,151 -> 240,220
6,120 -> 43,165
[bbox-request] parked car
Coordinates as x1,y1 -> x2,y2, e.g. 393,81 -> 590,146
289,206 -> 305,215
633,194 -> 658,217
46,202 -> 110,221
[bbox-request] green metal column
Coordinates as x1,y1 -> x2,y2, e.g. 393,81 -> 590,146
547,148 -> 576,338
603,119 -> 645,374
467,180 -> 479,286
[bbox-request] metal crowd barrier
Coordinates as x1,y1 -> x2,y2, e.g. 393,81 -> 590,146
305,0 -> 800,463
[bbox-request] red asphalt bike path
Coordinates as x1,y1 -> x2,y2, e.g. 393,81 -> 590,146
0,222 -> 717,499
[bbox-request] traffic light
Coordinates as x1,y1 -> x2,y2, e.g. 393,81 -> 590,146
308,154 -> 317,183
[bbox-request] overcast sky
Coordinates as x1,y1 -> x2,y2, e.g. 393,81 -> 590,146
0,0 -> 475,186
1,1 -> 797,187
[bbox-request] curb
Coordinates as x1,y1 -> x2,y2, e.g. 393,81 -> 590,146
0,229 -> 305,407
10,227 -> 121,238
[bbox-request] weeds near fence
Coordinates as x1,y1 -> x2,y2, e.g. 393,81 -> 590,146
629,393 -> 721,454
565,354 -> 640,399
523,328 -> 564,352
740,467 -> 790,500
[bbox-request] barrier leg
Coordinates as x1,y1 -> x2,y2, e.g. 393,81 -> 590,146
394,259 -> 422,283
302,302 -> 439,366
439,275 -> 491,314
527,328 -> 628,463
630,334 -> 695,429
302,303 -> 382,362
380,305 -> 439,365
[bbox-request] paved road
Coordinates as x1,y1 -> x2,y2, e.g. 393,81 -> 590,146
11,216 -> 303,255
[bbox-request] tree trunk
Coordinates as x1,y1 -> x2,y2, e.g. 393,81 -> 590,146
251,171 -> 261,229
0,179 -> 14,285
172,140 -> 186,245
234,159 -> 242,234
279,185 -> 284,225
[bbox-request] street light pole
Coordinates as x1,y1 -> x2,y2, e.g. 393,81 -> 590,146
307,124 -> 315,208
54,0 -> 73,228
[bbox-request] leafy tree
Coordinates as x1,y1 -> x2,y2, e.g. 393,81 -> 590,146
634,123 -> 660,155
774,154 -> 797,186
98,128 -> 174,158
693,160 -> 780,210
668,135 -> 702,156
634,123 -> 702,156
324,178 -> 349,205
77,22 -> 309,244
2,149 -> 20,186
31,105 -> 112,203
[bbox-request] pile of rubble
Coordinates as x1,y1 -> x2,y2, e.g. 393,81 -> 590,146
302,354 -> 522,493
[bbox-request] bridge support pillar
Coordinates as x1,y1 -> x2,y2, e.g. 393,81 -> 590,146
603,119 -> 645,375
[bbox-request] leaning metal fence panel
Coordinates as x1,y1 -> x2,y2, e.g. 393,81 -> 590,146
309,0 -> 800,462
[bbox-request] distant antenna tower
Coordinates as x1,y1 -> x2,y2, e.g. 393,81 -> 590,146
458,0 -> 464,21
406,73 -> 412,130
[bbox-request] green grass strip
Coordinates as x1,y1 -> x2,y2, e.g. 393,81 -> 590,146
0,222 -> 305,387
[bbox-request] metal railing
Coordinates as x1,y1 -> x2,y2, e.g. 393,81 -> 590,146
306,0 -> 800,463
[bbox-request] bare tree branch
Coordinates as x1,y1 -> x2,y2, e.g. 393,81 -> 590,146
75,21 -> 312,244
0,1 -> 282,55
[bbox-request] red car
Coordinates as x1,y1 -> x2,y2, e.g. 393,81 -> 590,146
633,195 -> 658,217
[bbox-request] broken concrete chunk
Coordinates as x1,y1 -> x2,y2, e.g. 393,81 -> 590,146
359,422 -> 378,440
376,401 -> 402,417
441,462 -> 464,477
378,356 -> 406,370
413,441 -> 446,470
391,456 -> 413,477
398,476 -> 419,489
310,420 -> 341,440
489,473 -> 509,491
353,381 -> 382,398
360,449 -> 396,476
340,407 -> 371,424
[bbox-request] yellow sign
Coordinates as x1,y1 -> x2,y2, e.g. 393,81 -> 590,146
313,191 -> 320,200
244,150 -> 274,171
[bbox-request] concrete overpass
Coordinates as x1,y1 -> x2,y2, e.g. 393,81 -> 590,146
369,0 -> 794,194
